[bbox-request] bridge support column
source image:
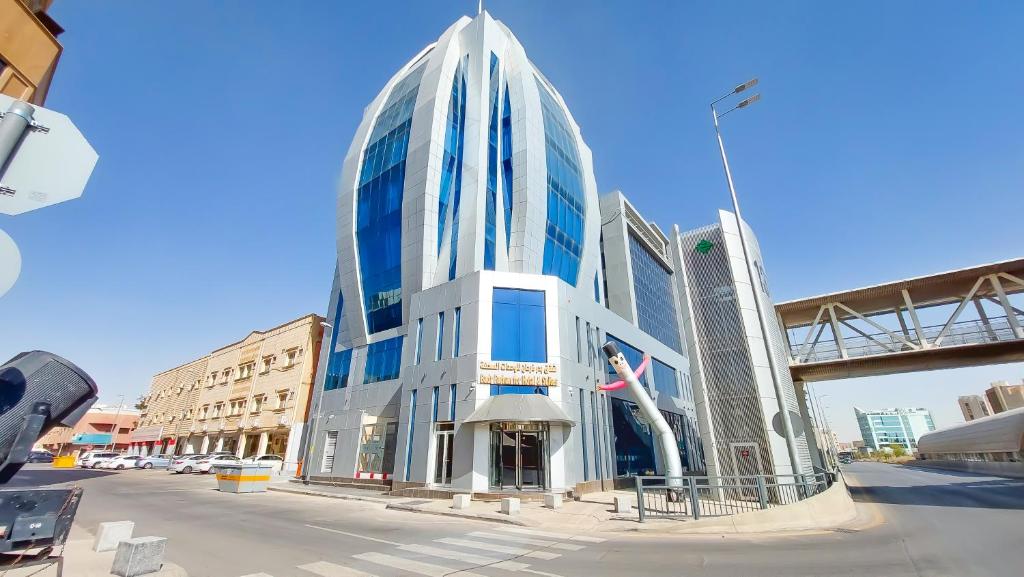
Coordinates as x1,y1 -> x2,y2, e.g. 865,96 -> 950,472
795,381 -> 825,471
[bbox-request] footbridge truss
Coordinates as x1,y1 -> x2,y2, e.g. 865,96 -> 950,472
776,258 -> 1024,382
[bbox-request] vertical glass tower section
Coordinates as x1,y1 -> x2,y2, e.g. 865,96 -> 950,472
538,82 -> 586,287
356,66 -> 426,334
500,85 -> 514,252
438,56 -> 469,281
484,53 -> 500,270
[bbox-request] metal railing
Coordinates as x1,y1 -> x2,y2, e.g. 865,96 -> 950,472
790,315 -> 1024,364
633,473 -> 832,522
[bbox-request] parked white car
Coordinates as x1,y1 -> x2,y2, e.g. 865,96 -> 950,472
100,455 -> 142,470
77,451 -> 119,469
196,454 -> 241,473
241,454 -> 284,472
169,454 -> 208,474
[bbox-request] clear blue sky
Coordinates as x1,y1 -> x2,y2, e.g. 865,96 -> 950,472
1,1 -> 1022,440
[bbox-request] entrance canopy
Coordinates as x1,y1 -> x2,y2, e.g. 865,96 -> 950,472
464,395 -> 576,427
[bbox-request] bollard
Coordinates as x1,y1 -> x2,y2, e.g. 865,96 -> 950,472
111,536 -> 166,577
93,521 -> 134,552
756,476 -> 768,510
613,495 -> 632,514
452,494 -> 471,510
544,493 -> 562,509
500,497 -> 520,515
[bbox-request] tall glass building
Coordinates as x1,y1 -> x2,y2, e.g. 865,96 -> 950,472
304,11 -> 702,495
855,407 -> 936,451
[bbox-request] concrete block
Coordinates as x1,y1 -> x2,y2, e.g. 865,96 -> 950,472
93,520 -> 134,552
500,497 -> 520,515
111,536 -> 166,577
544,493 -> 562,509
614,496 -> 632,514
452,494 -> 471,510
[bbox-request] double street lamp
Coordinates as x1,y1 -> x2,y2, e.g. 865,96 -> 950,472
711,79 -> 803,478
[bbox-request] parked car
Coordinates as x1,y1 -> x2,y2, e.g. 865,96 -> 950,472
135,454 -> 173,469
169,454 -> 208,474
196,454 -> 241,474
78,451 -> 120,469
242,454 -> 284,472
101,455 -> 142,470
27,450 -> 54,463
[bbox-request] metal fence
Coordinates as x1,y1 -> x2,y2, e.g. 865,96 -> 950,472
633,473 -> 832,522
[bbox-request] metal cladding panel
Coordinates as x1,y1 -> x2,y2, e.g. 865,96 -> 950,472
678,224 -> 774,477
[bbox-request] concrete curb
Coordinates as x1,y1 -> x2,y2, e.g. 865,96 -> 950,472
57,533 -> 189,577
608,477 -> 859,535
384,501 -> 533,526
267,485 -> 392,504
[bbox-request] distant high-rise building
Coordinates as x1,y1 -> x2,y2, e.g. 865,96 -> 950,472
985,380 -> 1024,414
855,407 -> 936,451
1,0 -> 64,105
958,394 -> 992,422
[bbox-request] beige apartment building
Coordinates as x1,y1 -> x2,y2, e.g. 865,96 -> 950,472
959,394 -> 993,422
131,314 -> 324,472
1,0 -> 63,105
986,380 -> 1024,414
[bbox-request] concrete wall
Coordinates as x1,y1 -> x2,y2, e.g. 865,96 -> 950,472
907,459 -> 1024,479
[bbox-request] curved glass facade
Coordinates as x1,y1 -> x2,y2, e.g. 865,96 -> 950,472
484,54 -> 500,271
356,65 -> 426,333
438,57 -> 468,280
501,84 -> 514,253
537,82 -> 586,287
628,233 -> 683,353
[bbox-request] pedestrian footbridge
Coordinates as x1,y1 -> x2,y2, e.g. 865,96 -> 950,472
776,258 -> 1024,382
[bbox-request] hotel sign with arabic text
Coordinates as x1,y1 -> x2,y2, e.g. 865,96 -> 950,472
478,361 -> 559,387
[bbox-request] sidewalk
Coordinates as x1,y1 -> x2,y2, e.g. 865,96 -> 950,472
270,478 -> 861,535
1,525 -> 188,577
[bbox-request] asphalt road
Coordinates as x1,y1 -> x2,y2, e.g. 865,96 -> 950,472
10,461 -> 1024,577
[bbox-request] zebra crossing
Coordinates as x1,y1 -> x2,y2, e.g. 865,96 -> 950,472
237,525 -> 606,577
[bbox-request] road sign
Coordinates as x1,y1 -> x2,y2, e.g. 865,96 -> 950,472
0,229 -> 19,297
741,449 -> 750,458
0,95 -> 98,216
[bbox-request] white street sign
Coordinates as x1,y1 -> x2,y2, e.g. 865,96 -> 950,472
0,94 -> 98,216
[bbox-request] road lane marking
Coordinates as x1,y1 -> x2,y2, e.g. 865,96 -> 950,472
298,561 -> 377,577
398,543 -> 522,568
467,531 -> 585,551
240,574 -> 277,577
353,552 -> 486,577
494,526 -> 606,543
305,524 -> 403,546
522,569 -> 565,577
435,538 -> 561,560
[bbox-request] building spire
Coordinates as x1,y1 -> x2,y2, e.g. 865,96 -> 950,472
478,0 -> 483,15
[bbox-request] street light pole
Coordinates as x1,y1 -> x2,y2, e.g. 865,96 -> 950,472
106,394 -> 125,452
711,80 -> 803,478
301,321 -> 334,484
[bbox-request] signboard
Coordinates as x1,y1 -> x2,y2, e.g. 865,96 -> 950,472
71,433 -> 112,445
741,449 -> 750,458
0,94 -> 99,215
478,361 -> 558,387
129,425 -> 163,443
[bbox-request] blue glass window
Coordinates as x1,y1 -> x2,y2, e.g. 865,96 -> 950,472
593,272 -> 600,303
324,283 -> 352,391
611,398 -> 704,476
629,233 -> 683,353
484,53 -> 500,270
604,334 -> 648,392
436,311 -> 445,361
501,84 -> 514,253
363,336 -> 404,384
453,307 -> 462,357
438,57 -> 468,281
414,318 -> 423,365
431,386 -> 439,422
404,389 -> 417,481
491,288 -> 548,395
652,358 -> 679,398
579,392 -> 589,481
537,82 -> 585,287
357,65 -> 425,334
449,383 -> 457,421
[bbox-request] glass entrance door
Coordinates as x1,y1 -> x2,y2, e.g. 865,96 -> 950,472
490,424 -> 547,490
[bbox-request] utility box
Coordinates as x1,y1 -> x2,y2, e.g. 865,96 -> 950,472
214,464 -> 272,493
